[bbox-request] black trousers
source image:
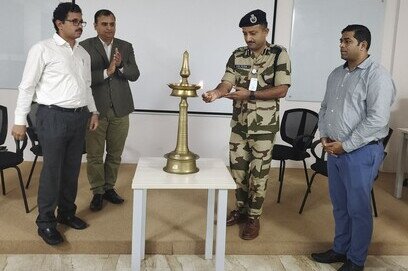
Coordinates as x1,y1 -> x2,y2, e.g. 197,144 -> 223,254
35,105 -> 89,229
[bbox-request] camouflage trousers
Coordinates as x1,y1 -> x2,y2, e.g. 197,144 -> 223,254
229,128 -> 276,219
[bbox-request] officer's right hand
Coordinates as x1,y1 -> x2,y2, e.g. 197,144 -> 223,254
202,90 -> 219,103
11,125 -> 27,141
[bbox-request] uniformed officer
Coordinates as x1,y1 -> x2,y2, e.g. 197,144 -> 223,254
202,9 -> 291,240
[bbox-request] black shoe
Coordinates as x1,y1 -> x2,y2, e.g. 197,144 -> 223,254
57,215 -> 88,230
90,194 -> 104,211
311,249 -> 347,263
338,260 -> 364,271
37,227 -> 63,246
103,189 -> 124,204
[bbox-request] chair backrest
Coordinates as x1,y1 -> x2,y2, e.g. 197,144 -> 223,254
0,105 -> 8,146
382,127 -> 393,160
280,108 -> 319,151
26,103 -> 40,143
383,128 -> 393,150
27,102 -> 39,132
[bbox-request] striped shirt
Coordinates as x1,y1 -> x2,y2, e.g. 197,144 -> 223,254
318,56 -> 396,153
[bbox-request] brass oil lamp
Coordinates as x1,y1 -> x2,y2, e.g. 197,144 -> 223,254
163,51 -> 200,174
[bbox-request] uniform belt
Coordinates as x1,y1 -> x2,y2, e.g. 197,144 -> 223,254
39,104 -> 88,113
367,140 -> 382,145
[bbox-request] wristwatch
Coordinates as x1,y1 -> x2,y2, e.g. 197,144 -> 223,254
249,91 -> 256,100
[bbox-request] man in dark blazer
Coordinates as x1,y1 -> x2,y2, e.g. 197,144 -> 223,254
80,9 -> 140,211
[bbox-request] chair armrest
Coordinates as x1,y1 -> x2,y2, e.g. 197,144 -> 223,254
15,136 -> 28,155
310,140 -> 326,161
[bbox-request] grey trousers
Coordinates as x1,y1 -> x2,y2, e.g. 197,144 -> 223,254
35,105 -> 89,229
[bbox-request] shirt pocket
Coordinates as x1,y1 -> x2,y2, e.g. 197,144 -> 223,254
255,100 -> 277,127
47,55 -> 73,76
234,67 -> 250,87
261,72 -> 275,86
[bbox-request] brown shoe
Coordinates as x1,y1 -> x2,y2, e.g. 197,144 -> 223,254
226,210 -> 247,226
241,218 -> 260,240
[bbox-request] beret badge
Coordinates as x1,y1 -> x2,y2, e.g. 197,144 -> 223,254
250,14 -> 257,24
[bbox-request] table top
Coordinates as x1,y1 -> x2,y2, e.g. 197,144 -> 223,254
132,157 -> 237,190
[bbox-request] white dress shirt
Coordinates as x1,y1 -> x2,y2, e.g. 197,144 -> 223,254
14,33 -> 97,125
100,37 -> 112,79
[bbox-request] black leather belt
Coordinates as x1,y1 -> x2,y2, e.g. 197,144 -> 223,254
39,104 -> 88,112
367,140 -> 382,145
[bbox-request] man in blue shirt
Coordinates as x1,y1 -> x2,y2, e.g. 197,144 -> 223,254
311,25 -> 396,271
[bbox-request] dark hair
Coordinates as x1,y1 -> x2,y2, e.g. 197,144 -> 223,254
52,2 -> 82,33
342,24 -> 371,50
94,9 -> 116,24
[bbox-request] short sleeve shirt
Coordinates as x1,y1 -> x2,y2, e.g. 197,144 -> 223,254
221,43 -> 291,135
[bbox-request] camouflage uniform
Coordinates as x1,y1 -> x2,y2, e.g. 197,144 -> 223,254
221,43 -> 291,218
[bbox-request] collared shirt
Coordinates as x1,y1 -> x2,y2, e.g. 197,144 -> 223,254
99,37 -> 112,80
318,56 -> 396,152
221,43 -> 291,135
99,37 -> 113,62
15,33 -> 97,125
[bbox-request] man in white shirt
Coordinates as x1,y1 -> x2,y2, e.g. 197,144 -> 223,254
12,2 -> 99,246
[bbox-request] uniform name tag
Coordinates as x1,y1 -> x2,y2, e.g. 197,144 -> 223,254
249,78 -> 258,91
235,65 -> 251,69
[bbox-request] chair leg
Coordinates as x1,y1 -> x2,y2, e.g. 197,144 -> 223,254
26,155 -> 38,189
14,166 -> 30,213
371,188 -> 378,217
299,172 -> 317,214
302,159 -> 310,187
277,160 -> 286,203
1,170 -> 5,195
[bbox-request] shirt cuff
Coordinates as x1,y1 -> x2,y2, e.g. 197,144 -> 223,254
14,115 -> 27,126
103,69 -> 108,79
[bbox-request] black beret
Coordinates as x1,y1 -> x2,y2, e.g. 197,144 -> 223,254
239,9 -> 267,28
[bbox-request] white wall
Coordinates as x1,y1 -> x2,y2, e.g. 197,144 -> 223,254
384,0 -> 408,172
1,0 -> 406,171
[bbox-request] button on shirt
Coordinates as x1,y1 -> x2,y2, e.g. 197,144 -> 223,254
318,56 -> 396,152
15,33 -> 97,125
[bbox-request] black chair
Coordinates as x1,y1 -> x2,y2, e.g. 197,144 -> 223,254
25,102 -> 41,189
272,108 -> 319,203
298,128 -> 394,216
0,105 -> 30,213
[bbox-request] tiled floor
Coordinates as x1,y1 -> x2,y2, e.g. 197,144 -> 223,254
0,254 -> 407,271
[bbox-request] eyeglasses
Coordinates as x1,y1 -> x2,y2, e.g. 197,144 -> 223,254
65,19 -> 87,27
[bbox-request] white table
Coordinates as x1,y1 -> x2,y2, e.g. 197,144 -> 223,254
395,128 -> 408,198
131,157 -> 236,271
